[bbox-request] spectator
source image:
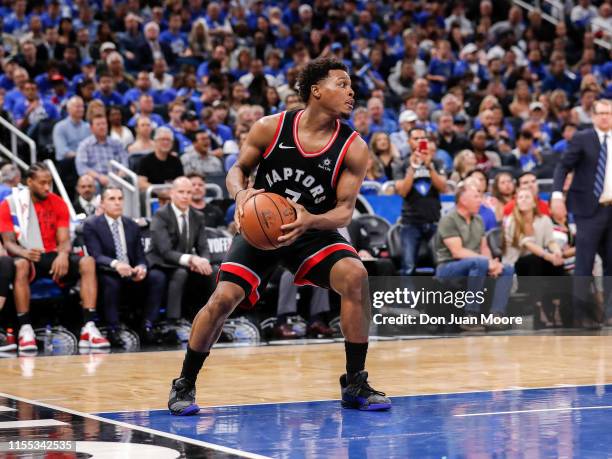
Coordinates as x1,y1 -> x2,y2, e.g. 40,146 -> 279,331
200,106 -> 232,155
504,171 -> 550,216
3,66 -> 29,114
450,150 -> 477,183
553,123 -> 578,154
470,129 -> 501,174
108,106 -> 134,148
124,71 -> 154,105
72,174 -> 99,217
434,183 -> 514,330
127,94 -> 165,129
490,171 -> 516,222
509,130 -> 541,173
52,96 -> 90,162
187,173 -> 225,228
181,130 -> 224,176
159,13 -> 188,58
12,80 -> 58,133
82,186 -> 167,346
15,38 -> 45,78
369,132 -> 402,180
390,110 -> 418,158
550,197 -> 576,274
464,171 -> 498,231
146,177 -> 212,325
502,188 -> 565,328
128,116 -> 156,156
106,51 -> 133,94
427,40 -> 454,102
0,163 -> 22,204
75,113 -> 129,188
138,21 -> 174,71
0,163 -> 109,352
395,128 -> 447,275
437,112 -> 471,158
367,97 -> 398,135
92,72 -> 124,107
150,58 -> 174,91
137,127 -> 184,192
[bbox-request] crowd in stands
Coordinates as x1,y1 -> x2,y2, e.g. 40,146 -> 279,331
0,0 -> 611,350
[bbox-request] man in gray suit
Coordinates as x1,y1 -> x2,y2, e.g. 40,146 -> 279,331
147,177 -> 212,323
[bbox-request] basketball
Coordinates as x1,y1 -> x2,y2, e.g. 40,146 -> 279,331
240,192 -> 297,250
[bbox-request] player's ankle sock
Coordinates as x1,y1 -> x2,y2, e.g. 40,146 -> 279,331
17,312 -> 31,328
345,341 -> 368,380
83,308 -> 96,323
180,346 -> 209,384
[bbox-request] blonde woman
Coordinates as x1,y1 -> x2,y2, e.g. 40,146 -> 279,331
450,149 -> 477,183
128,116 -> 155,155
509,80 -> 532,120
186,19 -> 211,59
369,132 -> 402,180
502,188 -> 566,328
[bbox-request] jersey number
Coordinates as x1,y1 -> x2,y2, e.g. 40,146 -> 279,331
285,189 -> 301,203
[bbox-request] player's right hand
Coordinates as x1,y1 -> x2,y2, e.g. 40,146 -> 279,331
235,188 -> 265,232
26,248 -> 43,262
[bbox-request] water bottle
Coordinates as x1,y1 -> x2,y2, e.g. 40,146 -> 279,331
44,325 -> 53,353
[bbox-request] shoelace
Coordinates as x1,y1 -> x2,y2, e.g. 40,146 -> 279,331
358,380 -> 386,397
175,380 -> 194,398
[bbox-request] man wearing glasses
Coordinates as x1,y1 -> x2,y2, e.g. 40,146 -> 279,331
553,99 -> 612,327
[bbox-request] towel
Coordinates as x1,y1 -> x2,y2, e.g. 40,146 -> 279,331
7,187 -> 44,251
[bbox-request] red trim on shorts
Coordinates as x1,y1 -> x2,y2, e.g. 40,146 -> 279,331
331,131 -> 359,188
293,243 -> 358,286
219,262 -> 261,306
262,111 -> 286,159
293,110 -> 340,157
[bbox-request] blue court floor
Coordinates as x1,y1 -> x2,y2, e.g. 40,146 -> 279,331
98,384 -> 612,458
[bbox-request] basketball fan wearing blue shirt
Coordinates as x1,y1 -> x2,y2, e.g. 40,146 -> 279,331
168,58 -> 391,415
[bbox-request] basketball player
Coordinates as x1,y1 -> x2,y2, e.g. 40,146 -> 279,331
168,58 -> 391,415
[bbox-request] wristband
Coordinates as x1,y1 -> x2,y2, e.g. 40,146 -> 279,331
233,188 -> 246,201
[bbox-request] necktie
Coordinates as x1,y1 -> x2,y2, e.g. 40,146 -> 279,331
111,220 -> 128,263
595,134 -> 608,199
179,213 -> 189,253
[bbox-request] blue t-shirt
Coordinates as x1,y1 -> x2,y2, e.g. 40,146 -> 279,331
428,58 -> 454,98
479,205 -> 498,231
92,91 -> 125,107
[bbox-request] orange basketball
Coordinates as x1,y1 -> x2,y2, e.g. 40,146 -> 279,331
240,192 -> 297,250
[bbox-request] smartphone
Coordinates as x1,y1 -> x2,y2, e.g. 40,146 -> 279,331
418,139 -> 428,153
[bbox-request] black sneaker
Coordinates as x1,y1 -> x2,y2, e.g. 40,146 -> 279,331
340,371 -> 391,411
168,377 -> 200,416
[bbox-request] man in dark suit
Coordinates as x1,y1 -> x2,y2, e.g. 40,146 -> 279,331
73,175 -> 99,217
147,177 -> 213,324
138,21 -> 175,71
83,186 -> 165,345
553,99 -> 612,326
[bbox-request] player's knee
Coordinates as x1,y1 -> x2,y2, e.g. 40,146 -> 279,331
79,256 -> 95,273
339,264 -> 368,299
14,258 -> 30,279
207,287 -> 242,316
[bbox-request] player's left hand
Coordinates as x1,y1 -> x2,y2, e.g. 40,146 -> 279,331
50,252 -> 69,282
278,200 -> 313,247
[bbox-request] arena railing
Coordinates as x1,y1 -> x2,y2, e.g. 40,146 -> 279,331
145,184 -> 172,219
44,159 -> 77,221
0,115 -> 37,165
514,0 -> 611,50
109,160 -> 140,218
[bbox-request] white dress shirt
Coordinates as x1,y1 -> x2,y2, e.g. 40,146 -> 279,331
171,203 -> 193,267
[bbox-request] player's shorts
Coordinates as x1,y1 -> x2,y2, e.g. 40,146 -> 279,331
217,229 -> 360,308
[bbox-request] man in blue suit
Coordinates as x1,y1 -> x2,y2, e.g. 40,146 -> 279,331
83,186 -> 165,345
553,99 -> 612,327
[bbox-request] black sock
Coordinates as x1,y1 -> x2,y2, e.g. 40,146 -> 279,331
180,346 -> 209,384
345,341 -> 368,377
83,308 -> 96,323
17,312 -> 31,328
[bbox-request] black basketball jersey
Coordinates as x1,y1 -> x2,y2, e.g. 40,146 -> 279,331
254,109 -> 360,214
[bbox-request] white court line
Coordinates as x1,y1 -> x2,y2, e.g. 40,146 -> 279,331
94,382 -> 612,414
0,392 -> 270,459
455,405 -> 612,417
0,419 -> 67,428
0,407 -> 16,412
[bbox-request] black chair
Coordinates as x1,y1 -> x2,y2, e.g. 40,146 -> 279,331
29,119 -> 57,161
386,222 -> 434,275
354,214 -> 391,257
